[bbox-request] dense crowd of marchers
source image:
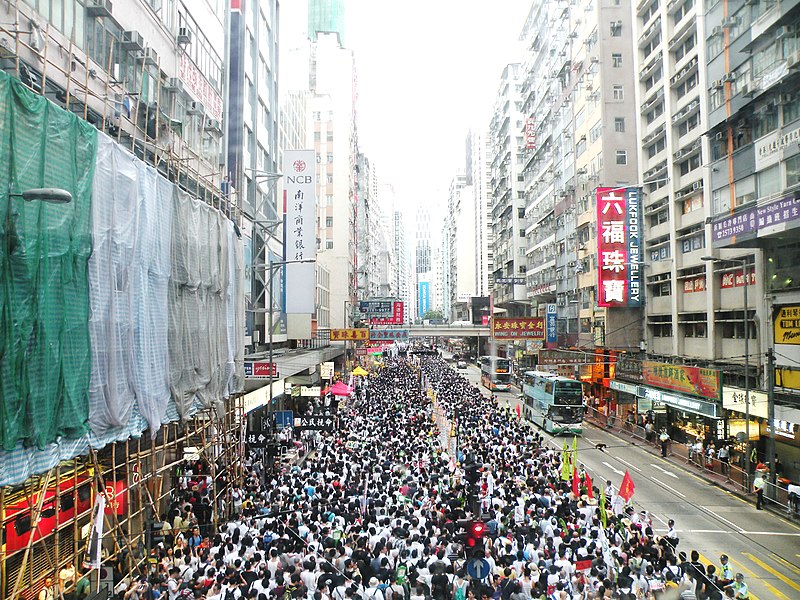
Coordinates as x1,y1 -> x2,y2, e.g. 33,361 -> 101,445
77,356 -> 752,600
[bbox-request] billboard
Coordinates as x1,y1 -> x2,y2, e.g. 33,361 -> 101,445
330,328 -> 370,341
471,296 -> 490,325
492,317 -> 545,339
369,329 -> 409,342
642,361 -> 720,400
370,301 -> 404,325
545,304 -> 557,343
596,187 -> 643,307
775,305 -> 800,390
283,150 -> 316,313
418,281 -> 430,318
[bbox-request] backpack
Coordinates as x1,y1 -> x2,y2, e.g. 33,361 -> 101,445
454,581 -> 467,600
224,588 -> 237,600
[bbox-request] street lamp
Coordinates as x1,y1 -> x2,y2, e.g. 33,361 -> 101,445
251,258 -> 316,410
702,255 -> 751,488
9,187 -> 73,203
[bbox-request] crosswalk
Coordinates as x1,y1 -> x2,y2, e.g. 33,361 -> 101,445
698,551 -> 800,600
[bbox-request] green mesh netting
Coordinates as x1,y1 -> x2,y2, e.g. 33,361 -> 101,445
0,70 -> 97,450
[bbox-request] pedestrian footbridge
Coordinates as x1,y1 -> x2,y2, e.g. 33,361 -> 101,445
407,324 -> 491,337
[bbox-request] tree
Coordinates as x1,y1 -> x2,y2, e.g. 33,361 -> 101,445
422,310 -> 444,320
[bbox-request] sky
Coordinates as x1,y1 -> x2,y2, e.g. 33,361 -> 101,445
282,0 -> 531,215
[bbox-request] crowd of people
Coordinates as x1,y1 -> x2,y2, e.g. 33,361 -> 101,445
104,354 -> 753,600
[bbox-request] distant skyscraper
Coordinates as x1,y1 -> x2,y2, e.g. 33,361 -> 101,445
308,0 -> 346,46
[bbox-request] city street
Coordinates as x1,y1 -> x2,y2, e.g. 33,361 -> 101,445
450,357 -> 800,600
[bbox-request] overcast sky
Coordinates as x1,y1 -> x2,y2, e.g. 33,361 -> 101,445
282,1 -> 530,216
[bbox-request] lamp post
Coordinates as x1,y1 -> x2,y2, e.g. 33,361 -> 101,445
251,258 -> 315,411
702,255 -> 751,489
9,187 -> 73,203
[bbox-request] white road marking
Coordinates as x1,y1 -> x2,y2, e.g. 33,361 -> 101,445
655,528 -> 728,534
742,531 -> 800,536
702,507 -> 746,533
650,476 -> 686,498
618,458 -> 641,472
603,461 -> 624,476
584,437 -> 598,445
651,463 -> 679,479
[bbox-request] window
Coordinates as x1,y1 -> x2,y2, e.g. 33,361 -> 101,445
576,139 -> 587,156
676,72 -> 699,98
753,107 -> 779,139
612,53 -> 623,67
590,121 -> 603,142
327,152 -> 334,163
326,132 -> 334,142
678,112 -> 700,136
613,85 -> 624,100
649,208 -> 669,226
650,281 -> 672,297
757,164 -> 780,198
787,154 -> 800,187
313,111 -> 321,121
326,174 -> 333,184
647,137 -> 666,158
679,154 -> 700,176
325,241 -> 334,249
646,102 -> 664,124
673,33 -> 696,61
650,319 -> 673,337
610,21 -> 622,37
616,150 -> 628,165
683,321 -> 707,338
615,117 -> 625,133
325,216 -> 333,228
681,232 -> 705,253
783,94 -> 800,124
325,194 -> 334,206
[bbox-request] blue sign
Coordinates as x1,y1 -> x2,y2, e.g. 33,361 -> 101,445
546,303 -> 557,343
467,558 -> 492,580
370,329 -> 410,342
418,282 -> 430,318
274,410 -> 293,430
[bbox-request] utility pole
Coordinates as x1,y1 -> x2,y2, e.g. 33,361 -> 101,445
766,347 -> 776,493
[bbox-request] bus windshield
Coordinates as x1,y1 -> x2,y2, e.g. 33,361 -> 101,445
548,405 -> 583,423
555,381 -> 584,404
494,358 -> 510,374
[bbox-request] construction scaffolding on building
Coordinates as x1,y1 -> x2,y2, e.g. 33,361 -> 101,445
0,2 -> 248,598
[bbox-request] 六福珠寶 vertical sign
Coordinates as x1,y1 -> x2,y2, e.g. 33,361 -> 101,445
596,187 -> 643,307
283,150 -> 316,313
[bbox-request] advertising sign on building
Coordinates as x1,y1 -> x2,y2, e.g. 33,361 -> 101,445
321,362 -> 335,380
546,304 -> 557,343
178,52 -> 224,122
370,301 -> 405,325
283,150 -> 316,313
418,282 -> 430,317
775,305 -> 800,390
711,193 -> 800,247
596,187 -> 643,307
538,349 -> 590,365
492,317 -> 545,339
244,362 -> 278,378
643,361 -> 720,400
330,328 -> 370,341
525,117 -> 536,149
722,386 -> 768,419
369,329 -> 410,342
720,268 -> 756,289
359,300 -> 394,315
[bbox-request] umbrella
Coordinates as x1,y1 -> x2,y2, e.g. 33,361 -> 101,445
330,382 -> 353,396
351,366 -> 368,376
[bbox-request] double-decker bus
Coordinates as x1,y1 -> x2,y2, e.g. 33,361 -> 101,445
522,370 -> 584,435
479,356 -> 512,391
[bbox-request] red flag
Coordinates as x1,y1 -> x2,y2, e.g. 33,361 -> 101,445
585,473 -> 594,499
572,467 -> 580,497
619,470 -> 635,502
515,404 -> 521,419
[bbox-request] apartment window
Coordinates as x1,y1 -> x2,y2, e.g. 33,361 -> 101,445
649,208 -> 669,226
757,164 -> 780,198
612,53 -> 623,67
651,320 -> 673,337
614,117 -> 625,132
643,34 -> 661,59
676,72 -> 699,98
679,154 -> 700,175
313,111 -> 322,121
650,281 -> 672,297
674,33 -> 696,61
327,152 -> 334,163
616,150 -> 628,165
681,232 -> 705,253
647,137 -> 666,158
683,321 -> 708,338
712,187 -> 729,215
783,94 -> 800,124
645,68 -> 663,91
576,139 -> 587,156
325,194 -> 334,206
718,311 -> 756,339
646,102 -> 664,124
753,107 -> 779,139
610,21 -> 622,37
590,121 -> 603,142
326,132 -> 334,142
314,131 -> 321,141
325,241 -> 334,249
575,107 -> 586,127
325,216 -> 333,228
787,154 -> 800,187
683,194 -> 704,213
613,85 -> 624,100
326,174 -> 333,184
678,112 -> 700,136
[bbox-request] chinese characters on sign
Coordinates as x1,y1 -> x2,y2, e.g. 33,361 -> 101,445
359,300 -> 394,315
330,328 -> 370,341
720,269 -> 756,289
491,317 -> 545,339
643,361 -> 720,400
245,431 -> 269,447
283,150 -> 316,313
525,117 -> 536,149
368,329 -> 410,342
294,415 -> 336,431
545,304 -> 557,344
683,276 -> 706,293
370,301 -> 405,325
178,53 -> 224,121
244,362 -> 278,378
596,187 -> 643,307
711,193 -> 800,247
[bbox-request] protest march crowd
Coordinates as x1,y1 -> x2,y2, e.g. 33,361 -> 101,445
96,355 -> 753,600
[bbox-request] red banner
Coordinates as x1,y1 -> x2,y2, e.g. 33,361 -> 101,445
370,302 -> 404,325
491,317 -> 544,339
596,187 -> 642,307
619,471 -> 635,502
683,276 -> 706,293
720,268 -> 755,289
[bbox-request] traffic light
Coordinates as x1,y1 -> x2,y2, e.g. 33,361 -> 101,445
456,519 -> 487,559
145,519 -> 165,554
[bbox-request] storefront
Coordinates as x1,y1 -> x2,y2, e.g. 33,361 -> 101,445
608,380 -> 639,421
639,386 -> 723,444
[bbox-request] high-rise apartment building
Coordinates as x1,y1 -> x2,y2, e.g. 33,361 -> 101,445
466,130 -> 495,297
489,64 -> 528,316
445,172 -> 477,321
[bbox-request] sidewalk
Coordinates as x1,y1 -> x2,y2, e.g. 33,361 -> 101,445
583,409 -> 797,519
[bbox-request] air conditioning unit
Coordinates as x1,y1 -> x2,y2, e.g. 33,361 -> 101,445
787,52 -> 800,69
721,72 -> 736,83
711,25 -> 723,37
692,181 -> 701,190
137,47 -> 159,67
121,31 -> 144,52
712,79 -> 723,89
205,117 -> 222,132
164,77 -> 183,93
86,0 -> 113,18
775,26 -> 789,38
723,16 -> 738,27
740,83 -> 752,96
177,27 -> 192,46
714,131 -> 725,141
187,100 -> 205,115
674,149 -> 683,159
777,93 -> 794,104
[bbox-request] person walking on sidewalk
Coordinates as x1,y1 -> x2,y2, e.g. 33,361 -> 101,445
752,471 -> 766,510
718,443 -> 730,476
659,428 -> 670,457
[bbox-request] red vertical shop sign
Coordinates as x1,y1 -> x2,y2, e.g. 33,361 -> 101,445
597,188 -> 627,306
